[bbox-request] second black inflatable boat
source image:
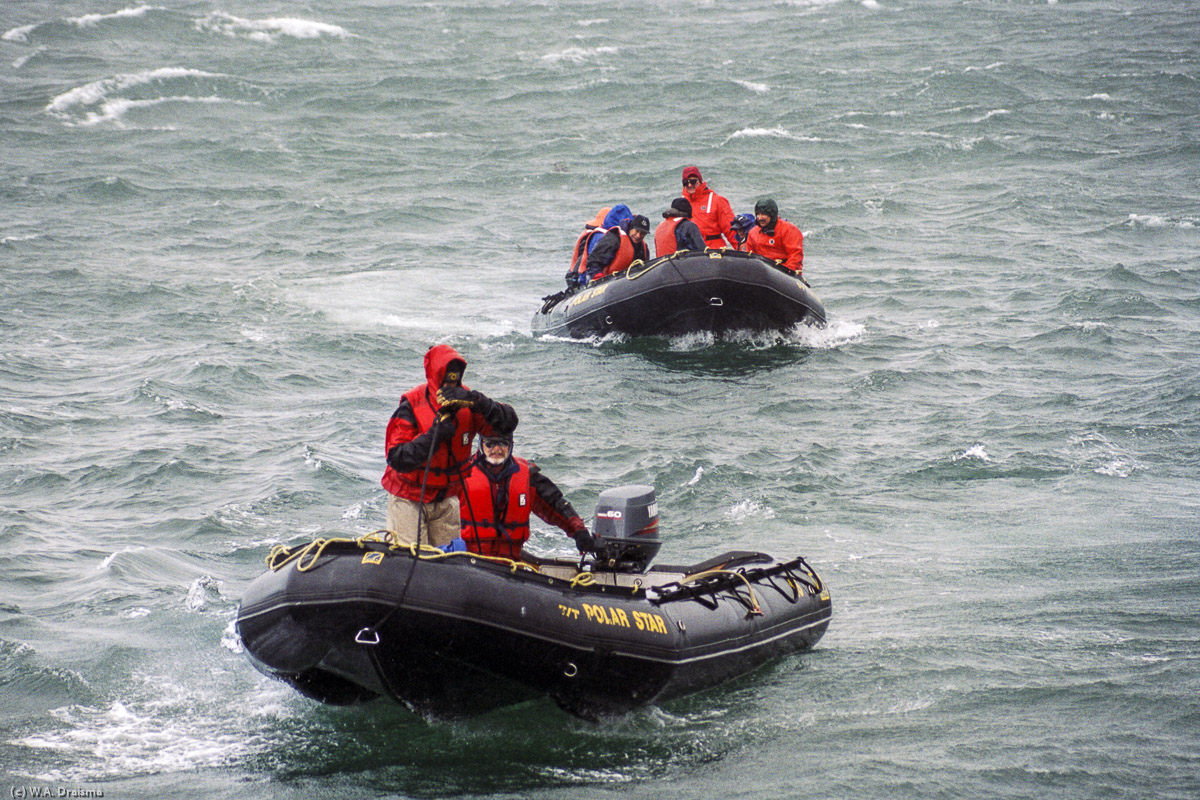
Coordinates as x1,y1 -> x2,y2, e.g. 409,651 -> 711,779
532,249 -> 826,339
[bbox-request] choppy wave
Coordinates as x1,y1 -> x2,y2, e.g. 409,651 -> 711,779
194,11 -> 353,42
3,5 -> 159,41
538,45 -> 619,64
44,68 -> 254,127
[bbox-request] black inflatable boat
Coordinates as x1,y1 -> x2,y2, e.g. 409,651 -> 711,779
532,249 -> 826,339
236,486 -> 831,720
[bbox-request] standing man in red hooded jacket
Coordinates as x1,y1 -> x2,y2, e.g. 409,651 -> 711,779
680,166 -> 737,250
381,344 -> 518,547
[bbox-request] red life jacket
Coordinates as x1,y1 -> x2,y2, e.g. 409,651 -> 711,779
566,207 -> 612,282
654,217 -> 682,258
381,384 -> 475,502
460,458 -> 532,559
594,230 -> 639,280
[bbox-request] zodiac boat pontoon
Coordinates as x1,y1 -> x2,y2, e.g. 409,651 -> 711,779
235,485 -> 831,720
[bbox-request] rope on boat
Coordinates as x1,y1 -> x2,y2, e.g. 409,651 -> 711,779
266,532 -> 541,575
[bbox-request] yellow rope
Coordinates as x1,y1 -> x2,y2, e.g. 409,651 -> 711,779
267,533 -> 545,574
624,259 -> 658,280
569,571 -> 597,588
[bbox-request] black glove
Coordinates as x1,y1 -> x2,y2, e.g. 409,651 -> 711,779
572,524 -> 595,554
429,414 -> 457,444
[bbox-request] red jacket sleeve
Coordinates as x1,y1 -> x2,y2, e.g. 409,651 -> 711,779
781,221 -> 804,272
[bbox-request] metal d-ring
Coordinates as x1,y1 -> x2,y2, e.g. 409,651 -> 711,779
563,662 -> 578,678
355,627 -> 380,646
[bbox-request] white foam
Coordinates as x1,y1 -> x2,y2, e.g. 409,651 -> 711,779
98,547 -> 147,571
68,5 -> 159,28
800,317 -> 866,349
2,23 -> 37,42
684,466 -> 704,487
734,80 -> 770,94
728,498 -> 776,523
10,678 -> 295,781
46,67 -> 228,126
953,444 -> 991,463
195,11 -> 352,42
1126,213 -> 1195,229
185,575 -> 222,611
540,46 -> 618,64
1094,459 -> 1130,478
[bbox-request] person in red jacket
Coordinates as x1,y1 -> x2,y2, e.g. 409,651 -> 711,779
680,166 -> 737,249
381,344 -> 518,547
456,433 -> 593,560
745,198 -> 804,274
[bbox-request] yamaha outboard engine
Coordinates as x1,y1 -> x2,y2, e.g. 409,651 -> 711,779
592,484 -> 660,573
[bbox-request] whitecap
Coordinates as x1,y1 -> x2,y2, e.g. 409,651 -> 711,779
684,466 -> 704,487
728,498 -> 775,523
45,67 -> 228,126
1094,459 -> 1130,478
68,5 -> 159,28
1126,213 -> 1194,229
98,547 -> 146,571
734,79 -> 770,94
953,444 -> 991,463
540,45 -> 619,64
2,24 -> 37,42
729,126 -> 792,139
195,11 -> 353,42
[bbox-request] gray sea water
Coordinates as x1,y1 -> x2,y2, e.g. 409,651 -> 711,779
3,0 -> 1199,797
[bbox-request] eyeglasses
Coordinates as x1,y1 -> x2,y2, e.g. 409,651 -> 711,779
683,178 -> 700,186
481,438 -> 510,449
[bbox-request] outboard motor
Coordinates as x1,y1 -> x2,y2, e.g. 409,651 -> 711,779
591,484 -> 660,573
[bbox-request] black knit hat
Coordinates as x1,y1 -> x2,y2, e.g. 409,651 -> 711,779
754,198 -> 779,219
664,197 -> 693,219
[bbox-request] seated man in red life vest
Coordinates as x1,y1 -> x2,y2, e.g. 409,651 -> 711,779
654,197 -> 707,258
582,214 -> 651,283
745,198 -> 804,275
453,432 -> 594,560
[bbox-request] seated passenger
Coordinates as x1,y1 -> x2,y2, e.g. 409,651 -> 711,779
745,199 -> 804,275
456,433 -> 593,560
583,214 -> 650,283
565,204 -> 634,288
654,198 -> 707,257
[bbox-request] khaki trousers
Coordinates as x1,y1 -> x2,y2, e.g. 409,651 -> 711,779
386,494 -> 460,547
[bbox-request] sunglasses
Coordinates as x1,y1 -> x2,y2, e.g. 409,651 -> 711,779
683,178 -> 700,186
481,438 -> 510,448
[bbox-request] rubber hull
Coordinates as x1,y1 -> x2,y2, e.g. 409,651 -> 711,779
532,250 -> 826,339
236,541 -> 831,720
